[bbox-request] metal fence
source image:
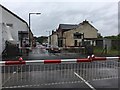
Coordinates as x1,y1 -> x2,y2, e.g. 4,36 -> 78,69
1,57 -> 119,88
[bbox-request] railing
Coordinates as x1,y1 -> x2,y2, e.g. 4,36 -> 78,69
1,56 -> 119,88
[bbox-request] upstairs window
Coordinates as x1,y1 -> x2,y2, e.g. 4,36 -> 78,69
74,32 -> 83,39
6,23 -> 13,28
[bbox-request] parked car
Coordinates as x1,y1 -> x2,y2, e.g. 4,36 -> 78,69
46,45 -> 61,53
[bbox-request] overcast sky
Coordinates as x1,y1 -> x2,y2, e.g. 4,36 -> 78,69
0,0 -> 119,37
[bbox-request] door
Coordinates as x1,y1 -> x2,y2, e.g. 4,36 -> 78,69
74,40 -> 77,46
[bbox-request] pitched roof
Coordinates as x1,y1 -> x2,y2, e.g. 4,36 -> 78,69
56,20 -> 98,34
0,4 -> 28,27
59,24 -> 78,30
79,20 -> 98,31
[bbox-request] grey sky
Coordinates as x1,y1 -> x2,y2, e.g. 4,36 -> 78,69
0,0 -> 119,37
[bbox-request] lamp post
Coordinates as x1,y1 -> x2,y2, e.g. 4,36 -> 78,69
28,12 -> 41,46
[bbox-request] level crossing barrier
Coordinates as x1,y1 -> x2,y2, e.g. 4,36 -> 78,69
0,56 -> 119,88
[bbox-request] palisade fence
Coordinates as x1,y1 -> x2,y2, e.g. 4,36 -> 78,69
0,56 -> 119,88
96,39 -> 120,50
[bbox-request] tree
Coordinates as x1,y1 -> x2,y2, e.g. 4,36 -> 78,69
104,34 -> 120,40
36,36 -> 48,44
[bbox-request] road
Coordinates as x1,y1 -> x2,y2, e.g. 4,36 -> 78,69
1,45 -> 119,89
23,45 -> 86,60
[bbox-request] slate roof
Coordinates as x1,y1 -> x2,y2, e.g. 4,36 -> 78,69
59,24 -> 78,30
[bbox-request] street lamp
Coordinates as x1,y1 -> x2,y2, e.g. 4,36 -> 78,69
29,13 -> 41,29
28,12 -> 41,46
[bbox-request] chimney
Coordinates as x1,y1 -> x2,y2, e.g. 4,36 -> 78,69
52,30 -> 54,35
83,19 -> 88,23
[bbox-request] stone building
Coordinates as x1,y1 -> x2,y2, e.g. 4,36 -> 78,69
50,20 -> 98,48
50,31 -> 58,47
63,20 -> 98,47
57,24 -> 78,47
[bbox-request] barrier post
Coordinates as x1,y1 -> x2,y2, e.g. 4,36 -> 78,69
0,5 -> 2,90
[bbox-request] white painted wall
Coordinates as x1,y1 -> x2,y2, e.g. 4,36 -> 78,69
2,8 -> 28,41
1,6 -> 29,54
0,5 -> 2,90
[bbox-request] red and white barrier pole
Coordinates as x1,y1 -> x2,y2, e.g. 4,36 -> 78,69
92,57 -> 120,61
0,56 -> 120,65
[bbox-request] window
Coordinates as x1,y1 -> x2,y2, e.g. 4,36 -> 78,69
6,23 -> 13,28
74,32 -> 83,39
74,40 -> 77,46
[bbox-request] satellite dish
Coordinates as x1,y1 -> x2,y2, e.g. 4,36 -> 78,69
6,26 -> 17,44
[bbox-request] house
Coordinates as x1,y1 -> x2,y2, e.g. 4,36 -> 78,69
49,30 -> 58,46
57,24 -> 78,47
0,5 -> 33,56
63,20 -> 98,47
50,20 -> 98,48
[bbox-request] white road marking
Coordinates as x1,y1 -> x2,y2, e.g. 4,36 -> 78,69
92,77 -> 118,81
74,72 -> 96,90
2,72 -> 16,86
3,81 -> 83,88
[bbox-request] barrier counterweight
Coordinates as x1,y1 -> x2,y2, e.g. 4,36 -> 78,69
1,57 -> 119,88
